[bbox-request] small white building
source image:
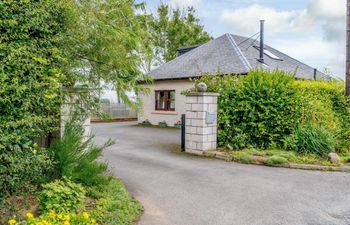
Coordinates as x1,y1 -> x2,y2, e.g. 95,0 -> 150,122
138,33 -> 329,126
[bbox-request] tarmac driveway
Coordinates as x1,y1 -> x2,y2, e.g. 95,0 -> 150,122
92,122 -> 350,225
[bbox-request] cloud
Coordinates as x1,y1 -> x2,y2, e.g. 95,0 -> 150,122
169,0 -> 201,8
307,0 -> 346,42
220,5 -> 314,35
219,1 -> 346,77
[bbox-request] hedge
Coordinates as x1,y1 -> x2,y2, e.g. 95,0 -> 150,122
196,70 -> 350,154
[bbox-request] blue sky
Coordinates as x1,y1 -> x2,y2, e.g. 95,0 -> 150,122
143,0 -> 346,78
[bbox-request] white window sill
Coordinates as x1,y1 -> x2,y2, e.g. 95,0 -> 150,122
152,111 -> 178,115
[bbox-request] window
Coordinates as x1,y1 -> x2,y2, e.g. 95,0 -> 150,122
254,46 -> 283,61
155,90 -> 175,111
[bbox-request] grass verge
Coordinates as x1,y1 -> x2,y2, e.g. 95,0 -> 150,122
225,149 -> 350,167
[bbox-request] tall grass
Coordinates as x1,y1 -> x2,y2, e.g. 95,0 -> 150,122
49,117 -> 114,187
283,123 -> 336,156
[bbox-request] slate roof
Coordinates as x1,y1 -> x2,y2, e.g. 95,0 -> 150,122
147,33 -> 329,80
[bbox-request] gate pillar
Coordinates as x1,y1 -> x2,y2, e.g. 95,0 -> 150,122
185,92 -> 219,155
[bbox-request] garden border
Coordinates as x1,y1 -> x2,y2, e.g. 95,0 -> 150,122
186,150 -> 350,173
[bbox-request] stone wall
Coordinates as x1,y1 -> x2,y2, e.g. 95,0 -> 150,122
185,92 -> 219,154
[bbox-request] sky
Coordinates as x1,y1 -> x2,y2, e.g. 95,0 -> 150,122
143,0 -> 347,79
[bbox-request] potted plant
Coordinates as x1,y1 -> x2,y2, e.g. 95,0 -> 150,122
158,121 -> 168,128
174,120 -> 182,129
141,119 -> 152,126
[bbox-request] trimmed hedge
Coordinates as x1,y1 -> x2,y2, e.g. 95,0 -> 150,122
197,70 -> 350,153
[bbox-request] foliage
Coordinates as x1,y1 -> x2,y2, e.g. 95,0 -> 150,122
12,211 -> 96,225
199,70 -> 350,152
39,178 -> 86,213
199,70 -> 302,149
266,156 -> 288,166
0,0 -> 68,151
49,118 -> 114,187
296,80 -> 350,149
284,123 -> 336,156
62,0 -> 151,108
225,148 -> 345,166
238,153 -> 253,164
158,121 -> 168,128
0,145 -> 53,197
89,177 -> 143,225
141,4 -> 212,71
141,119 -> 152,126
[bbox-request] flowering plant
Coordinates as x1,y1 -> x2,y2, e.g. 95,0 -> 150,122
8,211 -> 96,225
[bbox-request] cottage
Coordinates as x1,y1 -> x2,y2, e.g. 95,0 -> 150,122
138,33 -> 329,126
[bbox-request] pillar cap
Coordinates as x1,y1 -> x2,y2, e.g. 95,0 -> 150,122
186,92 -> 220,97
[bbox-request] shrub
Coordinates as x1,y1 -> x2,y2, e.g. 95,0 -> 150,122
284,123 -> 336,156
296,80 -> 350,149
49,118 -> 114,187
0,145 -> 53,196
266,156 -> 288,166
198,70 -> 302,149
89,177 -> 143,225
39,178 -> 86,213
0,0 -> 69,197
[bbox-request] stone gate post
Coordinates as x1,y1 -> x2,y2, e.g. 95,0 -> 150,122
185,92 -> 219,155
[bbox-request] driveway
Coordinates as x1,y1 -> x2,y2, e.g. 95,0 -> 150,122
93,122 -> 350,225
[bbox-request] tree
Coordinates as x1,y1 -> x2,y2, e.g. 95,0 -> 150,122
141,4 -> 212,72
62,0 -> 151,108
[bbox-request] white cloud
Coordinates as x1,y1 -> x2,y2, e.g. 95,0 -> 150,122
220,1 -> 346,77
170,0 -> 201,8
220,5 -> 314,35
307,0 -> 345,20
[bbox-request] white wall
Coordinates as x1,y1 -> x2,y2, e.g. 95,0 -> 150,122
138,79 -> 195,126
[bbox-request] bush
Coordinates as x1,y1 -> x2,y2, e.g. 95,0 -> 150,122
284,123 -> 336,156
0,0 -> 70,197
296,80 -> 350,149
198,70 -> 302,149
266,156 -> 288,166
89,177 -> 143,225
0,145 -> 53,196
49,118 -> 114,187
39,178 -> 86,213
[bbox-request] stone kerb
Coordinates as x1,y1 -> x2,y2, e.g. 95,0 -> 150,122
185,92 -> 219,155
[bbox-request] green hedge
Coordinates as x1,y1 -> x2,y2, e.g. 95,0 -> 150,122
0,0 -> 69,196
197,70 -> 350,153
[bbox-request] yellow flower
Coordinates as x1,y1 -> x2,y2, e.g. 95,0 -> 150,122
91,218 -> 96,224
82,212 -> 89,219
8,219 -> 16,225
63,215 -> 70,221
49,210 -> 55,218
57,213 -> 63,220
26,212 -> 34,219
63,221 -> 70,225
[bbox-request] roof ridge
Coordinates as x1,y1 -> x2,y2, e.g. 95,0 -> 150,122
226,34 -> 252,71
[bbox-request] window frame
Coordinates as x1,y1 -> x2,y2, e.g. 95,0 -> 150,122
155,90 -> 175,111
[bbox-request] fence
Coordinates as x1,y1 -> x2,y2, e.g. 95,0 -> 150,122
96,103 -> 137,120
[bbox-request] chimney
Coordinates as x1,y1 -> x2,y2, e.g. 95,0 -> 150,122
259,20 -> 265,63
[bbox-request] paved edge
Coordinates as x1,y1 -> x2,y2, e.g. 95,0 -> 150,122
186,150 -> 350,173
